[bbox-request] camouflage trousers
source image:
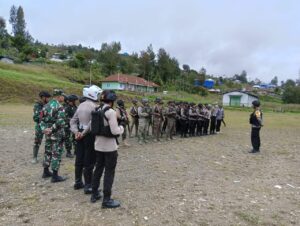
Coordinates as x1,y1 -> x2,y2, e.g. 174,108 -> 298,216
152,118 -> 162,140
43,134 -> 64,171
138,119 -> 149,142
64,127 -> 76,153
166,118 -> 176,139
33,123 -> 44,157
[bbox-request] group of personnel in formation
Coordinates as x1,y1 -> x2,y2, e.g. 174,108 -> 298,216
32,85 -> 225,209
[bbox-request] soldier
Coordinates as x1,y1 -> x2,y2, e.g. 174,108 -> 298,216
70,85 -> 102,193
40,89 -> 67,183
138,98 -> 151,144
32,91 -> 51,164
129,99 -> 139,137
180,102 -> 189,138
64,94 -> 78,158
116,99 -> 130,147
249,100 -> 263,153
152,97 -> 164,142
165,101 -> 177,140
210,104 -> 217,134
188,103 -> 197,137
216,104 -> 225,133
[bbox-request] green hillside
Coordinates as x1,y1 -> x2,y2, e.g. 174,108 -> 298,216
0,63 -> 84,103
0,62 -> 223,104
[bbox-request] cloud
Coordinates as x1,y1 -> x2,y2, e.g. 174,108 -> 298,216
0,0 -> 299,82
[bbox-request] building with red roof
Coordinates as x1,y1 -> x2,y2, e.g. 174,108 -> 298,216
101,74 -> 159,92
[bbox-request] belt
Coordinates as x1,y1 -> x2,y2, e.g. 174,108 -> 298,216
79,124 -> 89,130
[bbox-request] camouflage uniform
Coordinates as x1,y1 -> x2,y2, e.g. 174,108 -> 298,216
40,99 -> 66,171
152,103 -> 164,141
165,102 -> 177,140
64,104 -> 77,155
129,104 -> 139,137
138,103 -> 151,144
32,101 -> 44,159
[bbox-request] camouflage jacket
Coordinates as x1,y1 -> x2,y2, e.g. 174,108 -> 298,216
64,104 -> 77,127
40,99 -> 66,133
33,101 -> 44,123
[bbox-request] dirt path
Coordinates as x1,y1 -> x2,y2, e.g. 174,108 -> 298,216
0,105 -> 300,226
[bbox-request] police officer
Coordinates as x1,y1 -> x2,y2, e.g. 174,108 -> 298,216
70,85 -> 102,192
188,103 -> 197,137
83,90 -> 124,208
64,94 -> 78,158
180,102 -> 189,138
40,89 -> 67,183
32,91 -> 51,163
249,100 -> 263,153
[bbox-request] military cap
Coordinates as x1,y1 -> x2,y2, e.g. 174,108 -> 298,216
53,89 -> 64,96
141,98 -> 148,103
68,94 -> 78,102
39,91 -> 51,98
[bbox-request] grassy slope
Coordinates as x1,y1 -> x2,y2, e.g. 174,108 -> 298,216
0,62 -> 222,104
0,62 -> 299,112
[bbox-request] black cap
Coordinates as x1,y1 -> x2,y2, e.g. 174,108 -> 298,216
68,94 -> 78,102
39,91 -> 51,98
117,99 -> 124,107
100,90 -> 117,102
252,100 -> 260,107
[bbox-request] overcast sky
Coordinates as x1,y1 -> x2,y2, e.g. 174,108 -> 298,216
1,0 -> 300,82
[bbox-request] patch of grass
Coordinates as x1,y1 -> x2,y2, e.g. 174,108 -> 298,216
22,194 -> 40,205
0,177 -> 8,184
234,211 -> 260,225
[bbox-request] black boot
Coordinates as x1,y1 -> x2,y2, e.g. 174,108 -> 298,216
90,191 -> 102,203
74,166 -> 84,190
51,170 -> 67,183
84,184 -> 92,194
102,198 -> 120,209
74,179 -> 84,190
66,151 -> 74,158
42,167 -> 53,179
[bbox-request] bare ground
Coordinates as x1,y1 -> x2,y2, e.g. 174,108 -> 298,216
0,105 -> 300,226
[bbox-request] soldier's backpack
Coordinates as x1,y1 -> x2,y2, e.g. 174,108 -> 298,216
91,106 -> 119,138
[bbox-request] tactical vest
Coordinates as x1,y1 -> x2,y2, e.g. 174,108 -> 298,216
249,110 -> 263,127
91,106 -> 119,138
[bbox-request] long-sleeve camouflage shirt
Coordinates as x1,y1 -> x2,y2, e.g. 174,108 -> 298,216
64,104 -> 77,128
33,101 -> 44,123
40,99 -> 66,135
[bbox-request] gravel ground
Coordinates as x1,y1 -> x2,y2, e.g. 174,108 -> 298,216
0,105 -> 300,226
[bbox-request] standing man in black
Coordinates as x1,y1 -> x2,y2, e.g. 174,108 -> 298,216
249,100 -> 263,153
70,85 -> 102,193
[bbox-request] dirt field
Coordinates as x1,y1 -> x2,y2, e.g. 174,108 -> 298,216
0,105 -> 300,226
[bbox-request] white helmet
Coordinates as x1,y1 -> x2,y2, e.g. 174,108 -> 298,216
83,85 -> 102,101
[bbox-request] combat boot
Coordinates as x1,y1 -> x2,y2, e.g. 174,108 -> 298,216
74,166 -> 84,190
84,184 -> 93,194
74,179 -> 84,190
102,198 -> 121,209
32,146 -> 39,164
90,191 -> 102,203
66,151 -> 74,158
51,170 -> 67,183
42,167 -> 53,178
